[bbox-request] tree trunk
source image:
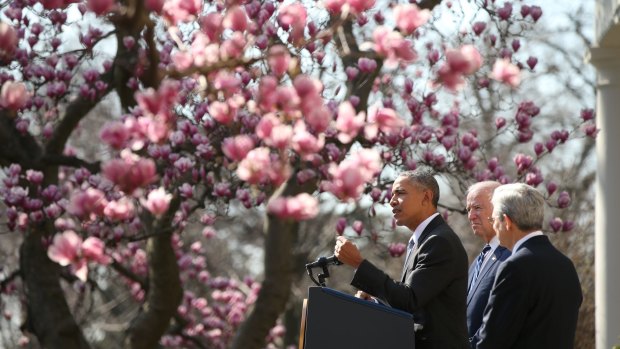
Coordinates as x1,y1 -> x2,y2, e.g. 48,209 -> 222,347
125,232 -> 183,348
20,226 -> 90,349
125,197 -> 183,349
231,179 -> 314,349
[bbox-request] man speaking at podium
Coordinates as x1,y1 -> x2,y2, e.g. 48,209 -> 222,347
335,169 -> 469,349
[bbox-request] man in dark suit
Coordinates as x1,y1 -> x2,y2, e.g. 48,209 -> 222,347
335,168 -> 469,349
472,183 -> 582,348
465,181 -> 511,339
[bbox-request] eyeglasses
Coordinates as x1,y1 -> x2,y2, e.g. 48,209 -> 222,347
487,215 -> 503,224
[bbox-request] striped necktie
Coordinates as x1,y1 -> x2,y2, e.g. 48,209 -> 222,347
469,244 -> 492,292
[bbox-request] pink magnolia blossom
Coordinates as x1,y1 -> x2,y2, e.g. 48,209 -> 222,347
141,187 -> 172,217
324,148 -> 381,201
82,236 -> 111,264
187,33 -> 220,68
237,147 -> 290,186
223,6 -> 248,32
67,188 -> 108,220
335,101 -> 365,144
513,153 -> 533,173
365,104 -> 405,139
557,191 -> 571,208
257,77 -> 279,112
135,79 -> 179,131
162,0 -> 202,23
213,71 -> 242,97
100,121 -> 130,149
102,150 -> 157,194
0,81 -> 30,111
40,0 -> 66,9
388,242 -> 407,257
336,217 -> 347,235
145,0 -> 164,13
47,230 -> 111,281
237,147 -> 274,185
436,45 -> 483,91
267,193 -> 319,220
268,45 -> 291,77
294,76 -> 331,132
255,113 -> 280,140
549,217 -> 563,232
490,58 -> 521,87
323,0 -> 375,14
0,22 -> 18,62
220,32 -> 247,60
222,135 -> 255,161
346,0 -> 376,15
278,3 -> 307,45
208,100 -> 237,124
266,124 -> 293,150
47,230 -> 82,266
291,121 -> 325,160
87,0 -> 116,15
323,0 -> 347,13
372,26 -> 416,68
394,4 -> 431,35
200,13 -> 224,42
123,115 -> 169,146
103,197 -> 135,221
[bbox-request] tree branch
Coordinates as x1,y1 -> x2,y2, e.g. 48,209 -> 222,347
417,0 -> 444,11
0,269 -> 20,292
0,112 -> 43,169
40,154 -> 101,173
45,71 -> 114,156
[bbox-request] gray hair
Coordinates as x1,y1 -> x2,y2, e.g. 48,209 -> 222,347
466,181 -> 501,199
491,183 -> 544,231
398,168 -> 440,207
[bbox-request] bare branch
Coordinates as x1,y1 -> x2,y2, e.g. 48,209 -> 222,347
40,155 -> 101,173
0,269 -> 21,292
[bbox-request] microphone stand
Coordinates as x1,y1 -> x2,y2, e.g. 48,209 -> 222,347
305,256 -> 342,287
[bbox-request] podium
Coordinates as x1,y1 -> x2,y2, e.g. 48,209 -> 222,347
299,287 -> 415,349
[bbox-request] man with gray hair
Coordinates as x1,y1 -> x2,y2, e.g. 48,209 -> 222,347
465,181 -> 511,339
472,183 -> 582,349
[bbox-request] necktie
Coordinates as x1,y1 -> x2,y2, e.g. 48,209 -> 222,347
469,244 -> 492,292
403,237 -> 416,267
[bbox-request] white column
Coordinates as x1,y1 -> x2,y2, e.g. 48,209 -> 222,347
590,47 -> 620,349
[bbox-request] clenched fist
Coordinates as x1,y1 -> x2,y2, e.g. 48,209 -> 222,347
334,236 -> 363,268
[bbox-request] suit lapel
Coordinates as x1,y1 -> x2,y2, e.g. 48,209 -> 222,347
467,250 -> 499,303
467,247 -> 510,304
400,215 -> 444,282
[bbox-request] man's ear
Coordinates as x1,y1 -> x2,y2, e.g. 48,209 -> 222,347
504,214 -> 513,230
423,189 -> 433,206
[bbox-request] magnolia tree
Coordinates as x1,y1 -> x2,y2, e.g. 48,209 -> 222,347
0,0 -> 596,348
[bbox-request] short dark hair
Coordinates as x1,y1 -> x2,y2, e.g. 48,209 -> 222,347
398,168 -> 440,207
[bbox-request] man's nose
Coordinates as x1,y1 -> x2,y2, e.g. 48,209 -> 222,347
468,209 -> 476,220
389,196 -> 397,207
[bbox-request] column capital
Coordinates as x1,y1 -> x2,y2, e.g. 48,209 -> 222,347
587,47 -> 620,86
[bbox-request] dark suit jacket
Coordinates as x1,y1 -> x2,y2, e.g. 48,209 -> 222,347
473,235 -> 583,349
351,215 -> 469,349
467,245 -> 511,338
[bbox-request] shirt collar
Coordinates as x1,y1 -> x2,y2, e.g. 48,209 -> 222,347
512,230 -> 544,253
487,235 -> 500,252
411,212 -> 440,245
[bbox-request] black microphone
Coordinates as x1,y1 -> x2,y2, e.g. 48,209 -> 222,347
305,255 -> 343,269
